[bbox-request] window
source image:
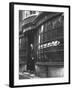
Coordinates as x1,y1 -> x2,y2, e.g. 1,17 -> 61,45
30,11 -> 36,15
36,14 -> 64,62
41,25 -> 44,33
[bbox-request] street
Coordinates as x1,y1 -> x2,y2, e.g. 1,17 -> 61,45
19,72 -> 39,79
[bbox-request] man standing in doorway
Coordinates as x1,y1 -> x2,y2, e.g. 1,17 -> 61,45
30,44 -> 35,73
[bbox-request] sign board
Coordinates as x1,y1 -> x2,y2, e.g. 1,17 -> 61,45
38,40 -> 60,49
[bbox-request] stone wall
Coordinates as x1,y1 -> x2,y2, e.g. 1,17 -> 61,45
35,65 -> 64,78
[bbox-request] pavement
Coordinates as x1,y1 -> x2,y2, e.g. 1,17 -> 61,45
19,72 -> 39,79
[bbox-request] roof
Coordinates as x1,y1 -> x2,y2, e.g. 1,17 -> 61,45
33,12 -> 62,24
22,15 -> 37,26
21,12 -> 63,32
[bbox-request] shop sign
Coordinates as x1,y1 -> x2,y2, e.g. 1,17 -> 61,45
38,40 -> 60,49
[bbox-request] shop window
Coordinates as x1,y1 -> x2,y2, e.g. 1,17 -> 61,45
36,14 -> 64,63
44,23 -> 48,32
38,35 -> 40,43
47,22 -> 52,30
40,34 -> 43,43
39,25 -> 44,34
43,32 -> 48,42
52,20 -> 57,29
41,25 -> 44,33
43,51 -> 64,62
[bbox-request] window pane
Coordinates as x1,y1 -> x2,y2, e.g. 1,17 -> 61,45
44,32 -> 48,42
40,34 -> 43,43
44,23 -> 48,32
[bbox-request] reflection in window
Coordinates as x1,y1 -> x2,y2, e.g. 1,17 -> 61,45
39,35 -> 40,44
41,25 -> 44,33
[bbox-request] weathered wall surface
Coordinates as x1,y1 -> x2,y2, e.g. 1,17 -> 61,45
35,65 -> 64,77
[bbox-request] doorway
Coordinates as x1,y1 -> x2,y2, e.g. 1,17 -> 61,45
27,30 -> 35,73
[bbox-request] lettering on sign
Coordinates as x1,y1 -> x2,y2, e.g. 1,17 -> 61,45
38,40 -> 60,49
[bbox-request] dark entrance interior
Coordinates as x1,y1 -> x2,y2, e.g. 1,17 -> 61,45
27,30 -> 35,73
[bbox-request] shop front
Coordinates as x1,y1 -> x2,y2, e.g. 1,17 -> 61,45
33,12 -> 64,77
19,12 -> 64,78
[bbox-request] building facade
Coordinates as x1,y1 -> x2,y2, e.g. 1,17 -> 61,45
19,11 -> 64,78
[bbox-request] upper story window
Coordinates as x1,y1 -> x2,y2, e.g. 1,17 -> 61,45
30,11 -> 36,14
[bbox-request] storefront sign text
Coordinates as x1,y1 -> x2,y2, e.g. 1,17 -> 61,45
38,40 -> 60,49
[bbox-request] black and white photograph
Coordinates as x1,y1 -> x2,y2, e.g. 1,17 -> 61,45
19,10 -> 64,79
9,2 -> 70,87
